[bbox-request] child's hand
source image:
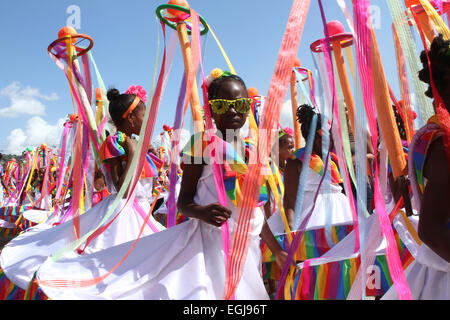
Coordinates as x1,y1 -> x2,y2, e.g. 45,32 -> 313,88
197,203 -> 232,227
125,136 -> 137,155
274,250 -> 297,271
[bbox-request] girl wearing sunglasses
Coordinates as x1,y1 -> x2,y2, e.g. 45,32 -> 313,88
1,86 -> 165,298
176,71 -> 289,299
34,71 -> 289,300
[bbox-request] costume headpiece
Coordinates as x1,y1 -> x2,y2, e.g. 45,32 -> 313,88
122,85 -> 148,119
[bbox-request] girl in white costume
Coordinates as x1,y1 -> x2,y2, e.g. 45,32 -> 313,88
0,86 -> 164,293
382,35 -> 450,300
36,72 -> 288,300
264,106 -> 354,258
261,105 -> 355,296
286,36 -> 449,301
264,127 -> 295,232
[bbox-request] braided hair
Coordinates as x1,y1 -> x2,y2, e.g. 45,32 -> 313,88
107,88 -> 142,127
296,104 -> 321,140
392,105 -> 407,141
207,74 -> 247,100
418,34 -> 450,99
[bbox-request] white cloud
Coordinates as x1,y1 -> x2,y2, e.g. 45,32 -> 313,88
3,116 -> 65,155
279,99 -> 296,130
4,128 -> 27,155
0,82 -> 58,118
258,98 -> 296,130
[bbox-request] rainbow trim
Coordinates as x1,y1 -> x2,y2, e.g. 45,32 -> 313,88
0,267 -> 26,300
411,116 -> 442,194
285,225 -> 414,299
98,131 -> 127,163
293,148 -> 343,184
0,267 -> 48,300
142,152 -> 163,179
153,211 -> 188,227
24,272 -> 48,300
181,132 -> 266,207
261,225 -> 354,281
98,131 -> 163,180
0,205 -> 31,218
0,206 -> 35,237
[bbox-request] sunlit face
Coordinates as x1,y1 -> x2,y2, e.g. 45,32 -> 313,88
210,80 -> 249,133
279,135 -> 295,163
130,103 -> 146,135
93,177 -> 105,191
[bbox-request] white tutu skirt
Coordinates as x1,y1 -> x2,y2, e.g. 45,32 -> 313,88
262,171 -> 354,274
23,209 -> 52,224
36,165 -> 269,300
268,190 -> 354,236
37,218 -> 267,300
0,193 -> 164,290
382,218 -> 450,300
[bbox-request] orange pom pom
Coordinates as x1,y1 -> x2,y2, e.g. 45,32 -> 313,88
58,26 -> 77,43
95,88 -> 103,101
167,0 -> 189,17
292,57 -> 301,68
41,143 -> 47,150
405,0 -> 421,8
247,87 -> 259,98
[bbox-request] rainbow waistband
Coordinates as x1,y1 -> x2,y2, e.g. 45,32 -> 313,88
286,228 -> 414,300
261,225 -> 354,280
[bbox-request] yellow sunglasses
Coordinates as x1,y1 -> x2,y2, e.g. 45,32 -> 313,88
209,98 -> 253,115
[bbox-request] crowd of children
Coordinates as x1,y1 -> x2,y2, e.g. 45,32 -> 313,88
0,8 -> 448,300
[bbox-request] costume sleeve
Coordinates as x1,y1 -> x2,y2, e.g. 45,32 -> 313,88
98,132 -> 127,164
141,153 -> 163,179
180,132 -> 208,165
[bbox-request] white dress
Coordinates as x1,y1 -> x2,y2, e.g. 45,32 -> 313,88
382,122 -> 450,300
381,228 -> 450,300
268,169 -> 354,236
288,211 -> 420,300
36,164 -> 269,300
0,177 -> 164,290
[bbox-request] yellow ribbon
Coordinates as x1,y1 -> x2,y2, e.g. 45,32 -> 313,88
419,0 -> 450,39
205,22 -> 237,75
66,37 -> 77,115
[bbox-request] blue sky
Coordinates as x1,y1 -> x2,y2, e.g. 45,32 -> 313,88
0,0 -> 420,154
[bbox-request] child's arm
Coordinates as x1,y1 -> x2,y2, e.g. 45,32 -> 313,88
283,158 -> 302,230
263,182 -> 272,220
0,174 -> 7,191
107,136 -> 136,197
420,137 -> 450,263
260,221 -> 292,269
177,162 -> 231,227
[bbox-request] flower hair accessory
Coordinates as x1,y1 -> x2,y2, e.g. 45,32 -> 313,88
279,127 -> 294,139
125,85 -> 148,104
283,127 -> 294,137
204,68 -> 232,89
